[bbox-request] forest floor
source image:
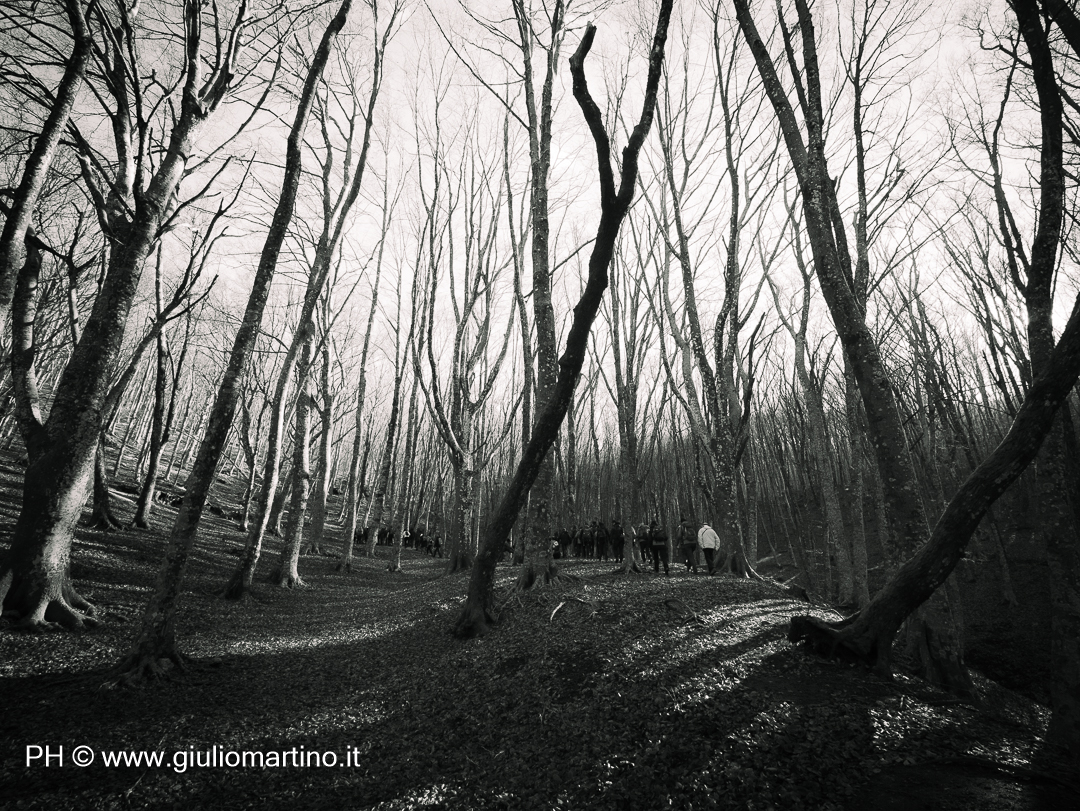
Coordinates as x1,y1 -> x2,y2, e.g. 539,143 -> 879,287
1,462 -> 1078,809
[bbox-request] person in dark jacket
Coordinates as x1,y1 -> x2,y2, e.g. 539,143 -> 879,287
595,520 -> 610,561
610,520 -> 625,563
677,517 -> 698,573
648,519 -> 669,575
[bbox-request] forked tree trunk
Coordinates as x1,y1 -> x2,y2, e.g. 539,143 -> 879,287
515,0 -> 567,591
456,1 -> 672,635
0,0 -> 232,628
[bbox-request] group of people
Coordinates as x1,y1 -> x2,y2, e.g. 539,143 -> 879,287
551,520 -> 628,561
354,525 -> 443,557
355,516 -> 724,573
549,516 -> 725,576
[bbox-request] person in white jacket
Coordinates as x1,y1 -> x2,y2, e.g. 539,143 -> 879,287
697,523 -> 722,575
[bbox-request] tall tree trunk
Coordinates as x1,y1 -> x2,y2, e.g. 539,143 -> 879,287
115,0 -> 358,680
273,331 -> 313,588
446,456 -> 476,573
305,341 -> 334,556
132,320 -> 186,528
267,464 -> 292,537
1013,0 -> 1080,764
388,371 -> 420,573
224,312 -> 311,599
365,369 -> 402,558
844,364 -> 871,608
339,210 -> 385,571
516,0 -> 566,591
112,361 -> 154,477
734,0 -> 970,694
88,436 -> 124,530
456,1 -> 672,635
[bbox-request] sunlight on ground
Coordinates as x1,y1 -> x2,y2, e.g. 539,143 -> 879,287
223,619 -> 415,655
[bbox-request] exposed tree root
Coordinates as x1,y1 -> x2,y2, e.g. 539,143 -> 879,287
42,597 -> 99,630
63,583 -> 96,615
336,559 -> 353,573
104,650 -> 187,689
86,508 -> 124,531
453,599 -> 497,638
272,571 -> 306,589
445,551 -> 473,575
613,560 -> 645,576
788,615 -> 881,667
790,611 -> 975,698
515,561 -> 575,591
2,576 -> 99,631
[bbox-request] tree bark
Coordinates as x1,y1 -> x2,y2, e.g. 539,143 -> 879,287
273,331 -> 313,588
456,0 -> 672,636
0,0 -> 92,334
514,0 -> 566,591
305,339 -> 334,556
733,0 -> 970,694
114,0 -> 357,680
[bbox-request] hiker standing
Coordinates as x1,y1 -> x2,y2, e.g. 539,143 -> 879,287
677,517 -> 698,573
648,519 -> 670,575
698,522 -> 721,575
610,520 -> 625,563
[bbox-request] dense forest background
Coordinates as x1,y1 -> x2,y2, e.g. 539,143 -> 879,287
1,0 -> 1079,787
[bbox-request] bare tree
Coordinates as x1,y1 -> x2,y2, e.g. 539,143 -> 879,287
113,0 -> 364,682
732,0 -> 972,695
1,0 -> 257,630
412,109 -> 517,574
455,0 -> 673,636
223,0 -> 401,599
0,0 -> 92,342
338,182 -> 391,572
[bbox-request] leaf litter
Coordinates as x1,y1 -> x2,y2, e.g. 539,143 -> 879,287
0,516 -> 1076,810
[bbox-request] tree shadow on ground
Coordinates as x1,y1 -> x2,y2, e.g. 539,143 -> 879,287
0,587 -> 823,810
1,552 -> 1069,811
